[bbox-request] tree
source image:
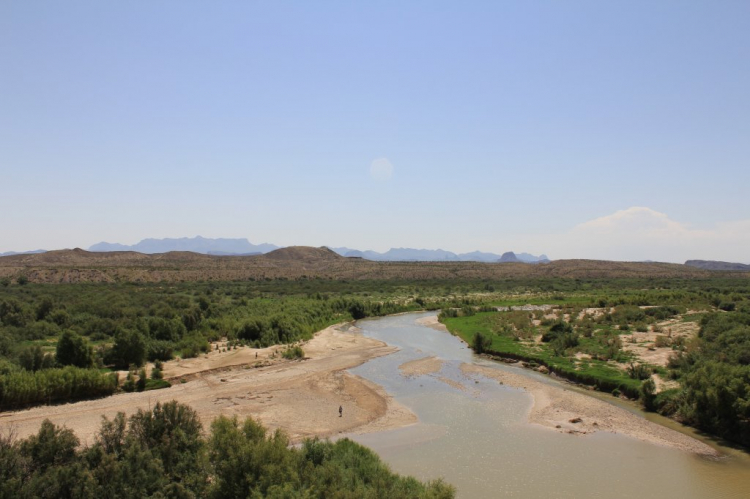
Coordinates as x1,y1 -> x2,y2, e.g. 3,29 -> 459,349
35,298 -> 54,321
472,332 -> 493,354
136,368 -> 147,392
349,301 -> 367,320
55,331 -> 95,368
19,345 -> 55,372
109,330 -> 147,369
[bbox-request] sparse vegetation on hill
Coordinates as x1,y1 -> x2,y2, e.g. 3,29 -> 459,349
1,247 -> 744,284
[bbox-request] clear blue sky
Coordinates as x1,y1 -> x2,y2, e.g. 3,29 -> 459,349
2,1 -> 749,262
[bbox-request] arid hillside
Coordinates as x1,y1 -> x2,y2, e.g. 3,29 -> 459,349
0,246 -> 744,283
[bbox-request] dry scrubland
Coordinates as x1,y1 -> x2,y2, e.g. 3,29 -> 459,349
2,246 -> 744,283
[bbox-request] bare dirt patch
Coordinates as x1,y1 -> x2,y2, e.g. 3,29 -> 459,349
621,319 -> 699,368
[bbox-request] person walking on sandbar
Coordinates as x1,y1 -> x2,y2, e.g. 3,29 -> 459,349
339,405 -> 343,417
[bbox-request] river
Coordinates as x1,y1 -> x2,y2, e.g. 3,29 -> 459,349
347,312 -> 750,499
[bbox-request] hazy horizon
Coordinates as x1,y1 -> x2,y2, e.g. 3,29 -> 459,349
2,2 -> 748,263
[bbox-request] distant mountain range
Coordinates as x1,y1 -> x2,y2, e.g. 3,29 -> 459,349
0,249 -> 47,257
4,238 -> 750,270
89,236 -> 278,255
685,260 -> 750,271
330,247 -> 549,263
4,237 -> 549,263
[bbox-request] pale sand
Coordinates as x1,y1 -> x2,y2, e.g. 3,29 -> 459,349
0,324 -> 415,445
399,356 -> 444,377
415,315 -> 449,332
460,363 -> 717,456
398,357 -> 471,394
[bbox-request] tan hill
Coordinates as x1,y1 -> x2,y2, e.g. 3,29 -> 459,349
0,247 -> 746,284
262,246 -> 342,263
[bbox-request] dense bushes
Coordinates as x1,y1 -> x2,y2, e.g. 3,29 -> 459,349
0,367 -> 118,409
18,345 -> 54,372
0,401 -> 455,498
664,311 -> 750,446
0,281 -> 452,409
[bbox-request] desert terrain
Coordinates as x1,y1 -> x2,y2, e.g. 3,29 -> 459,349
2,246 -> 744,284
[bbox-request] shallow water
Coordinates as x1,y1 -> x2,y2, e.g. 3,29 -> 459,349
348,312 -> 750,499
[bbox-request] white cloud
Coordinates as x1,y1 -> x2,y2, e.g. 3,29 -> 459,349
369,158 -> 394,181
573,207 -> 686,235
505,207 -> 750,263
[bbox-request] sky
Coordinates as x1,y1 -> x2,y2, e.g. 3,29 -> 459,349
1,1 -> 749,263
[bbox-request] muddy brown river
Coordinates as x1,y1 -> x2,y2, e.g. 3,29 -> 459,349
348,312 -> 750,498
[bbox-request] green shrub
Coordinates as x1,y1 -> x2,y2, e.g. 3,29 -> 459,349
147,340 -> 174,362
145,378 -> 170,391
640,378 -> 657,411
654,335 -> 670,348
282,345 -> 304,359
136,368 -> 147,392
627,363 -> 651,380
122,371 -> 136,392
180,334 -> 210,359
471,332 -> 493,354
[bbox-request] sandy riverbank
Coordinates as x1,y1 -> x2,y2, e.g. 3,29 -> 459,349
460,363 -> 717,456
0,324 -> 416,445
416,315 -> 449,331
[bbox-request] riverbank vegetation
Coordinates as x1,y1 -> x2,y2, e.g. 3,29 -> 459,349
0,281 -> 440,410
0,400 -> 454,498
438,279 -> 750,446
2,277 -> 749,448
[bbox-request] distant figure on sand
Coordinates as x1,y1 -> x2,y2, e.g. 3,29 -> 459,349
339,405 -> 343,417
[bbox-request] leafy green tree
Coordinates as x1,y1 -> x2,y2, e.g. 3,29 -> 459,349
129,401 -> 208,494
20,419 -> 79,471
35,297 -> 54,321
19,345 -> 55,372
109,329 -> 147,369
55,330 -> 95,368
0,299 -> 29,327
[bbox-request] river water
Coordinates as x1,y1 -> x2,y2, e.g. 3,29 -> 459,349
347,312 -> 750,499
